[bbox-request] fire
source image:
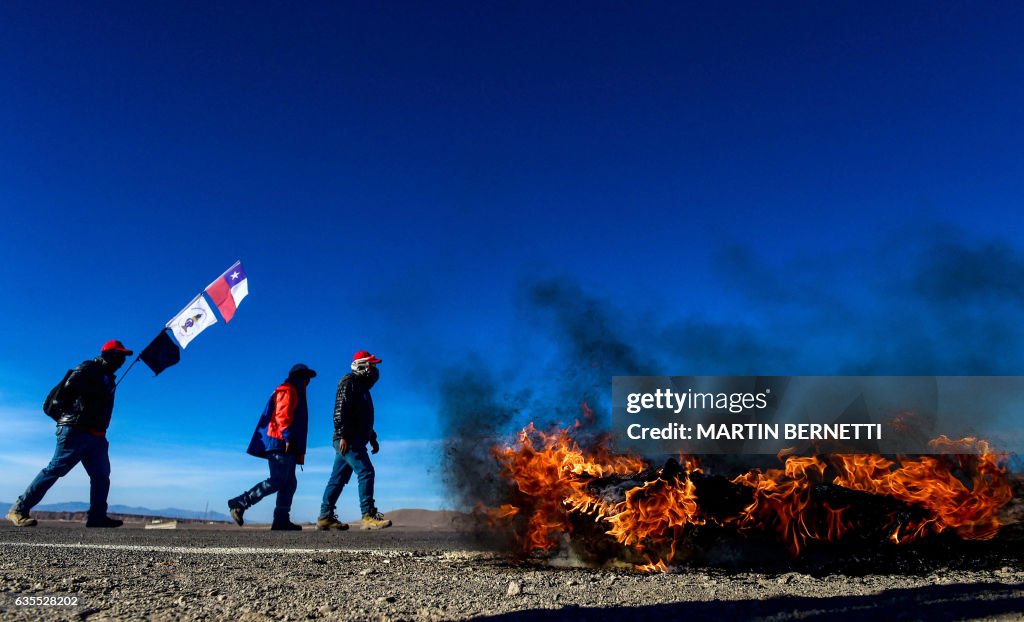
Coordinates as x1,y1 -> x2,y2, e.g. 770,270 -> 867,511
491,423 -> 647,552
730,455 -> 835,557
487,423 -> 1015,570
604,476 -> 702,547
492,422 -> 702,568
829,436 -> 1012,543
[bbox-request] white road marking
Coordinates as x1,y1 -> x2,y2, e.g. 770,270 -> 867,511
0,541 -> 493,561
0,541 -> 400,555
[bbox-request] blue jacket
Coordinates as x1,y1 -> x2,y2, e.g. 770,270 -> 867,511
246,379 -> 309,464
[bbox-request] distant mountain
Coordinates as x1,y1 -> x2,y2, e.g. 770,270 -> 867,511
2,501 -> 230,522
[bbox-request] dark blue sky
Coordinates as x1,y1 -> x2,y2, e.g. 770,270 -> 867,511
2,2 -> 1024,517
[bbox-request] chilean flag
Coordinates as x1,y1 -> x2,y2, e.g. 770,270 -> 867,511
206,261 -> 248,323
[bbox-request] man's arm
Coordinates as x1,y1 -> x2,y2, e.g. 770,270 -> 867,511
333,379 -> 353,437
368,404 -> 378,453
273,387 -> 297,449
333,379 -> 355,453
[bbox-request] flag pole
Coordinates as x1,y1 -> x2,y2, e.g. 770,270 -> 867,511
116,354 -> 141,387
121,281 -> 221,387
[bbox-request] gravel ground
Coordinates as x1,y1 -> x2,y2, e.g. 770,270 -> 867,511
0,524 -> 1022,621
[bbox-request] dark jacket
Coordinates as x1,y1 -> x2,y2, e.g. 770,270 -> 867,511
56,358 -> 117,434
246,379 -> 309,464
333,367 -> 378,446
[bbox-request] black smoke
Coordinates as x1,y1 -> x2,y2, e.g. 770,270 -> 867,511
438,358 -> 526,512
439,224 -> 1024,514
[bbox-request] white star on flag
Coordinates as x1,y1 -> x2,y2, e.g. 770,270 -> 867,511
206,260 -> 249,322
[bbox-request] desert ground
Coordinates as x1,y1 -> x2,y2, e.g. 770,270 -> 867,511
0,517 -> 1021,621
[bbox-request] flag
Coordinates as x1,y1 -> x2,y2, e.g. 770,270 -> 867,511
166,294 -> 217,349
139,330 -> 181,375
206,260 -> 248,322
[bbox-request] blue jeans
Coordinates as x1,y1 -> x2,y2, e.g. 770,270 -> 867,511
320,440 -> 375,518
230,451 -> 297,522
18,426 -> 111,520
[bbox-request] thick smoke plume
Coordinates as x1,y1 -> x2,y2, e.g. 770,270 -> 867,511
438,360 -> 525,512
439,224 -> 1024,520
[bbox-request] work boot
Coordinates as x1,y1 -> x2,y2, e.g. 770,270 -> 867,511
271,521 -> 303,531
227,500 -> 245,527
316,513 -> 349,531
360,510 -> 392,530
6,504 -> 37,527
86,516 -> 123,528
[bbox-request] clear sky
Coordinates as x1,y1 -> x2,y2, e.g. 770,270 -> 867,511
2,2 -> 1024,521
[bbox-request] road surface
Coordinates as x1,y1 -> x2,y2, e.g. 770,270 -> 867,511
0,522 -> 1021,621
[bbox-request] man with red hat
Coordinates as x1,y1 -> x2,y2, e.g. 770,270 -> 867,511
7,340 -> 133,528
317,350 -> 391,530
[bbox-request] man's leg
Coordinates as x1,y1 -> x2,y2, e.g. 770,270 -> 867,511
270,453 -> 300,529
232,456 -> 281,509
272,453 -> 298,518
351,447 -> 376,516
80,435 -> 112,522
316,441 -> 353,530
319,440 -> 354,519
349,446 -> 389,529
348,446 -> 377,517
16,427 -> 82,512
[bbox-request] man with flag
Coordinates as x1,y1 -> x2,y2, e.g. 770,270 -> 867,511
7,340 -> 133,528
228,363 -> 316,531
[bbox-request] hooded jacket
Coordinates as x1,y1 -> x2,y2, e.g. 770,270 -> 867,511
247,378 -> 309,464
333,367 -> 378,446
56,358 -> 117,434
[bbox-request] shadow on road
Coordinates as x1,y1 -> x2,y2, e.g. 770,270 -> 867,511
474,582 -> 1024,622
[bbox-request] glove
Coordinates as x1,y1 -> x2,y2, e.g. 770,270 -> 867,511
370,438 -> 380,454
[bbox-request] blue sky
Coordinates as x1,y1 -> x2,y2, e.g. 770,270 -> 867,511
2,2 -> 1024,521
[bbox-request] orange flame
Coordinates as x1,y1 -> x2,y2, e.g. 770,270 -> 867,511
731,455 -> 832,557
830,436 -> 1012,543
487,424 -> 1015,569
492,423 -> 647,552
605,476 -> 702,547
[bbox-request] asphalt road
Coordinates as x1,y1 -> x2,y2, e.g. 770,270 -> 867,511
0,523 -> 1022,621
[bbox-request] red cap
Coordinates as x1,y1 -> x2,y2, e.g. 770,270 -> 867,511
352,350 -> 382,364
101,340 -> 133,356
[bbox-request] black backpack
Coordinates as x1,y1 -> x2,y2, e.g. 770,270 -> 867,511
42,369 -> 75,421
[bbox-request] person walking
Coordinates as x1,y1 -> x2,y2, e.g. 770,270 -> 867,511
7,340 -> 134,528
317,351 -> 391,530
228,363 -> 315,531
